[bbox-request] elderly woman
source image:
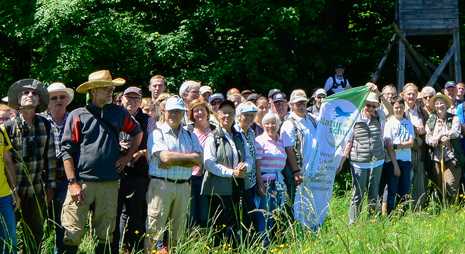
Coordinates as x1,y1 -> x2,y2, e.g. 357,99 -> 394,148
420,86 -> 436,118
233,101 -> 260,231
188,99 -> 215,227
425,93 -> 463,201
308,88 -> 326,119
202,100 -> 247,243
344,90 -> 385,224
255,112 -> 287,245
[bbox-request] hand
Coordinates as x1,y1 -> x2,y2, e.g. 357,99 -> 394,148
235,162 -> 247,172
257,180 -> 266,197
68,182 -> 84,203
132,150 -> 145,162
233,168 -> 245,178
440,135 -> 450,143
12,190 -> 20,210
46,188 -> 54,204
366,82 -> 380,95
115,154 -> 131,173
120,140 -> 130,150
393,165 -> 401,177
294,173 -> 303,186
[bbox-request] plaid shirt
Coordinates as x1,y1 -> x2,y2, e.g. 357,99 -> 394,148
3,114 -> 57,196
42,111 -> 68,179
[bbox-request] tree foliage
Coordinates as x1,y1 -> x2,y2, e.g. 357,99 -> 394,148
0,0 -> 460,98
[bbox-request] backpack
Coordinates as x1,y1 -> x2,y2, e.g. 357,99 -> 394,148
426,113 -> 465,167
327,75 -> 348,96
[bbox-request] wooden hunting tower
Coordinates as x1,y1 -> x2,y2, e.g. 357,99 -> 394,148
396,0 -> 461,89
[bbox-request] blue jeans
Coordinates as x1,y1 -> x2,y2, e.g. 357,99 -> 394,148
385,161 -> 412,213
349,165 -> 382,224
0,195 -> 16,254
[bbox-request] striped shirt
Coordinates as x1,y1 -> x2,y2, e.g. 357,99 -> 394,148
255,132 -> 287,181
148,123 -> 202,180
192,127 -> 211,176
42,111 -> 68,179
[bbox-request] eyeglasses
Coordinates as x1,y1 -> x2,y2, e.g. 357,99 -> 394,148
422,95 -> 433,99
365,104 -> 378,109
317,95 -> 326,99
22,90 -> 37,96
50,95 -> 67,101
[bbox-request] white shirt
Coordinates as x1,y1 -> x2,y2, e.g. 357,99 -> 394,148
280,112 -> 317,175
324,75 -> 351,94
383,117 -> 414,162
203,128 -> 239,177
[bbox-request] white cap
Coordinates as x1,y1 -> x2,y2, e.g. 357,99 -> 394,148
200,85 -> 212,95
165,96 -> 186,111
366,92 -> 379,104
48,82 -> 74,102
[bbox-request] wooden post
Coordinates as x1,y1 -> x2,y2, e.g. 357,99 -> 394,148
372,34 -> 397,82
426,42 -> 456,86
398,38 -> 406,90
453,29 -> 462,82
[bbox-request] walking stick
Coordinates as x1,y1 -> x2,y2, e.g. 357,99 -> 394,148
440,144 -> 446,204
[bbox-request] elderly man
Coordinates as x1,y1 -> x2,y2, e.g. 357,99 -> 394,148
179,80 -> 201,106
60,70 -> 143,253
146,96 -> 202,254
308,88 -> 326,119
149,75 -> 167,101
112,86 -> 150,253
270,92 -> 289,121
4,79 -> 57,252
324,64 -> 351,96
42,82 -> 74,254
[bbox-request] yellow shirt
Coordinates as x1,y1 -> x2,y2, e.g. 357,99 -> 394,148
0,126 -> 12,197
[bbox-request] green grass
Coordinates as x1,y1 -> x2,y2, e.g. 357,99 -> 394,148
21,194 -> 465,253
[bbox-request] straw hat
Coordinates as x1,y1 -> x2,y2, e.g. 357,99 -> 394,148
430,92 -> 452,108
8,79 -> 49,112
76,70 -> 125,94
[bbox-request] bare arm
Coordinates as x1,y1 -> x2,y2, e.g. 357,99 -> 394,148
159,151 -> 202,167
3,151 -> 16,190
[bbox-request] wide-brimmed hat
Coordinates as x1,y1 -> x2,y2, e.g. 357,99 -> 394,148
366,92 -> 379,104
8,79 -> 49,112
76,70 -> 125,94
431,92 -> 452,108
48,82 -> 74,102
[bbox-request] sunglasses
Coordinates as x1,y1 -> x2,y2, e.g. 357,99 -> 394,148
366,104 -> 378,109
317,95 -> 326,99
422,95 -> 433,99
50,95 -> 67,101
22,90 -> 37,96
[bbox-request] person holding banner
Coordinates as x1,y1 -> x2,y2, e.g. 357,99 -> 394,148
345,90 -> 385,224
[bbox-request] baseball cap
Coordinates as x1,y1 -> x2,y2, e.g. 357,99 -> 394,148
208,93 -> 225,104
271,92 -> 287,102
289,93 -> 309,104
268,89 -> 281,98
246,93 -> 259,102
445,81 -> 456,89
165,96 -> 186,111
236,102 -> 258,115
123,86 -> 142,96
313,88 -> 327,97
200,85 -> 212,95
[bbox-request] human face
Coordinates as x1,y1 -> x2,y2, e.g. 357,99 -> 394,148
364,102 -> 379,116
91,86 -> 114,106
434,98 -> 447,116
48,91 -> 70,112
271,100 -> 288,119
201,92 -> 211,102
186,87 -> 200,103
19,89 -> 39,109
256,99 -> 269,118
217,105 -> 235,130
122,93 -> 142,115
149,78 -> 166,100
263,119 -> 278,137
238,112 -> 256,129
335,68 -> 344,76
192,105 -> 208,124
402,87 -> 417,106
0,110 -> 10,124
290,100 -> 307,117
457,83 -> 465,97
445,86 -> 457,100
314,94 -> 326,107
382,88 -> 397,103
422,93 -> 434,107
165,109 -> 184,129
392,102 -> 405,118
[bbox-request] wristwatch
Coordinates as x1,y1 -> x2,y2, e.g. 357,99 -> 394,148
67,178 -> 78,185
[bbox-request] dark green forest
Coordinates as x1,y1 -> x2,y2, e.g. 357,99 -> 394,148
0,0 -> 463,98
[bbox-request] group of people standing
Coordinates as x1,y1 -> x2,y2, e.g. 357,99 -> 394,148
0,66 -> 463,254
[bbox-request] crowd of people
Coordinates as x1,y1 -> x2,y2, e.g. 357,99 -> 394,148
0,65 -> 464,254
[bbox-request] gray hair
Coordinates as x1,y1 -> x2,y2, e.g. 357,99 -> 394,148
261,112 -> 281,127
179,80 -> 201,97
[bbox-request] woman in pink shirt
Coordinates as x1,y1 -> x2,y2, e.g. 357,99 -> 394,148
255,112 -> 287,246
188,99 -> 215,227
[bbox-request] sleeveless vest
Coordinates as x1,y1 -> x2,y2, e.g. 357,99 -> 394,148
350,116 -> 384,163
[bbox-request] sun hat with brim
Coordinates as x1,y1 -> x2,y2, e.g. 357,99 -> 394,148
165,96 -> 186,111
8,79 -> 49,112
431,92 -> 452,108
366,92 -> 379,104
76,70 -> 125,94
48,82 -> 74,102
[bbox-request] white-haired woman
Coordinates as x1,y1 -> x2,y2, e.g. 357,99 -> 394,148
233,101 -> 261,231
255,112 -> 287,246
